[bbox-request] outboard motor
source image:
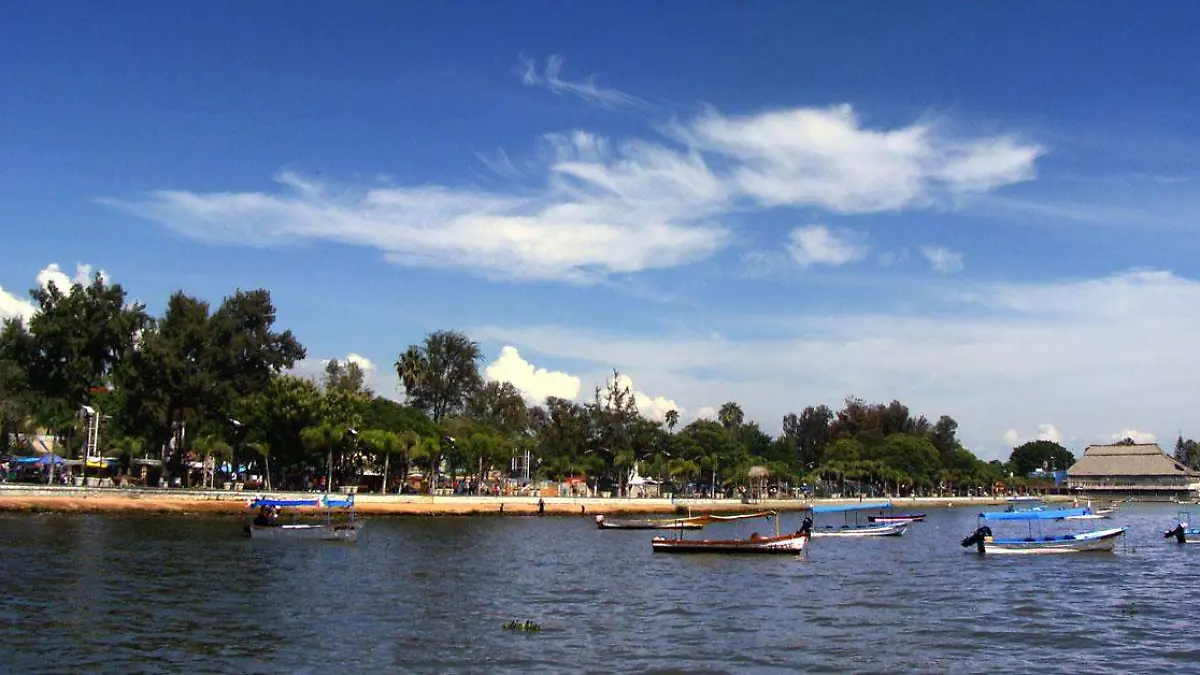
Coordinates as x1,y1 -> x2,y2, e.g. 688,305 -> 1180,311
798,516 -> 813,537
960,526 -> 993,553
1165,523 -> 1187,544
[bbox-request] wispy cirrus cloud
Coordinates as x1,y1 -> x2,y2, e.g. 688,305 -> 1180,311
103,103 -> 1040,284
517,53 -> 645,109
921,246 -> 964,274
788,225 -> 869,268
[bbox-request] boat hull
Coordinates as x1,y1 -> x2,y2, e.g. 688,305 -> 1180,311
811,522 -> 909,537
246,522 -> 363,542
651,532 -> 808,554
976,527 -> 1125,555
868,514 -> 926,524
596,516 -> 703,530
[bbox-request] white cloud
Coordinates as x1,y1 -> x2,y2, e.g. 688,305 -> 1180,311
921,246 -> 964,274
788,225 -> 868,268
484,345 -> 581,403
474,268 -> 1200,461
605,372 -> 683,422
688,104 -> 1041,212
104,103 -> 1037,284
1003,424 -> 1062,448
344,353 -> 376,373
1110,429 -> 1157,444
693,406 -> 718,422
0,263 -> 107,324
517,53 -> 644,109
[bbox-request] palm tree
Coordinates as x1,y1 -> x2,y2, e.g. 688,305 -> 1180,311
357,430 -> 402,494
192,434 -> 232,489
718,402 -> 744,431
301,423 -> 346,492
664,409 -> 680,433
246,441 -> 273,491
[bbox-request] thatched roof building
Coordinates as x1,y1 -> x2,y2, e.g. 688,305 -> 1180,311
1067,443 -> 1198,496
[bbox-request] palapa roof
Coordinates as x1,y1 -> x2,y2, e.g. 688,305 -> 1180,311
1067,443 -> 1193,477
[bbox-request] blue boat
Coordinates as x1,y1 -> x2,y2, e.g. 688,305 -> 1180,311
1164,511 -> 1200,544
243,494 -> 363,541
961,507 -> 1125,555
807,501 -> 909,537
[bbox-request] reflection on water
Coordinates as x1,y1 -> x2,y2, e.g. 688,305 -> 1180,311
1,505 -> 1198,673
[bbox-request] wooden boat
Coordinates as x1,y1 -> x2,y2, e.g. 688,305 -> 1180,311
868,513 -> 926,524
961,507 -> 1126,555
808,501 -> 909,537
596,510 -> 777,530
243,495 -> 364,542
651,512 -> 810,554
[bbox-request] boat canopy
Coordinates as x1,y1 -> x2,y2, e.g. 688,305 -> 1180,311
248,495 -> 355,509
810,501 -> 893,514
980,507 -> 1088,521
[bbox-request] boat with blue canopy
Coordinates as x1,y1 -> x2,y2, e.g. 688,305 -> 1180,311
806,501 -> 909,537
960,507 -> 1125,555
1164,511 -> 1200,544
243,494 -> 363,541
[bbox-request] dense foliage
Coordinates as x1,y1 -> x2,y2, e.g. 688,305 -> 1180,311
0,276 -> 1070,496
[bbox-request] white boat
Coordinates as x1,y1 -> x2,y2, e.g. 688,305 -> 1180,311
244,495 -> 364,542
961,507 -> 1126,555
651,512 -> 811,554
807,501 -> 910,537
595,510 -> 778,530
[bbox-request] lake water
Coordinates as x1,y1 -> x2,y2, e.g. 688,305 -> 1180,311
1,503 -> 1198,673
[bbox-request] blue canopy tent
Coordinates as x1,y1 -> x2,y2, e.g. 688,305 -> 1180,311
10,455 -> 67,467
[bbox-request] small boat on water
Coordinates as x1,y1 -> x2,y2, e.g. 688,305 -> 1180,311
960,507 -> 1126,555
651,512 -> 811,554
596,510 -> 777,530
243,494 -> 364,542
808,502 -> 909,537
868,513 -> 926,524
1164,511 -> 1200,544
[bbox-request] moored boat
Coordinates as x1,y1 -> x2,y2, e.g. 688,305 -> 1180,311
651,512 -> 811,554
808,501 -> 909,537
596,510 -> 780,530
960,507 -> 1126,555
244,495 -> 364,542
1164,511 -> 1200,544
868,513 -> 926,524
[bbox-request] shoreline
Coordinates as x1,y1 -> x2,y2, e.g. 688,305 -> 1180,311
0,485 -> 1074,517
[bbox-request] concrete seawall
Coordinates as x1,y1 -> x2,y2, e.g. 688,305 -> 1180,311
0,484 -> 1053,516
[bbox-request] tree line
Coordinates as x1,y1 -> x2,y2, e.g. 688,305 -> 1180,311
0,273 -> 1079,496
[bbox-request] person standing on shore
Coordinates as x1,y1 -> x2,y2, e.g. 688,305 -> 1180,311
537,498 -> 545,516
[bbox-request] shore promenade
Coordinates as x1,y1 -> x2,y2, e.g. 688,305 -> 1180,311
0,484 -> 1069,516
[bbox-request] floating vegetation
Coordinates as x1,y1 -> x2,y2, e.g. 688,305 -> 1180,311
503,620 -> 542,632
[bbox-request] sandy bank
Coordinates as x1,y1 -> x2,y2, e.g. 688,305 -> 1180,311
0,485 -> 1054,517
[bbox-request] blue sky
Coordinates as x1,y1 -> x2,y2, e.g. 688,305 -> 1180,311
3,2 -> 1200,460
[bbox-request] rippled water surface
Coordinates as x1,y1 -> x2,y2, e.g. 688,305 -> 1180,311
2,504 -> 1198,673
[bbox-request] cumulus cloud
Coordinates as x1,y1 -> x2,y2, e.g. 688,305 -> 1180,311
518,53 -> 644,109
1003,424 -> 1062,448
475,268 -> 1200,461
921,246 -> 964,274
0,263 -> 106,324
788,225 -> 868,268
688,104 -> 1041,212
344,353 -> 376,372
1110,429 -> 1157,444
103,103 -> 1038,284
484,345 -> 582,403
604,372 -> 683,422
693,406 -> 718,422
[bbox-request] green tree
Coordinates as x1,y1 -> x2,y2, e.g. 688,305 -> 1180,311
664,409 -> 680,433
395,330 -> 483,422
1008,440 -> 1075,477
358,429 -> 402,494
718,401 -> 744,431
